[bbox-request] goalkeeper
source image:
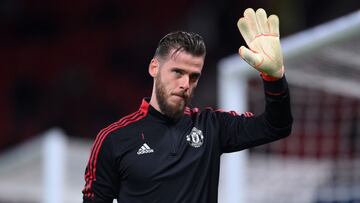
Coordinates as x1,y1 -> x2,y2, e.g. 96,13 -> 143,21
83,8 -> 292,203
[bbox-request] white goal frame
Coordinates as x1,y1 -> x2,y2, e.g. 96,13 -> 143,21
217,10 -> 360,203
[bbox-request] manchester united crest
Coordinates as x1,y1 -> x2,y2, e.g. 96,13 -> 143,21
186,127 -> 204,148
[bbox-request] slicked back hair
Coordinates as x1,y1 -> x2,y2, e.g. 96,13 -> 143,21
154,31 -> 206,61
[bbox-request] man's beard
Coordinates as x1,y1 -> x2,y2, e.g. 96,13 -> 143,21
155,76 -> 192,119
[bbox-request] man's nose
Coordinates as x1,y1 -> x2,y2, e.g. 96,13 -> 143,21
179,75 -> 190,91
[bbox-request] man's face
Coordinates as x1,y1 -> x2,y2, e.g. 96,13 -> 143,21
154,50 -> 204,119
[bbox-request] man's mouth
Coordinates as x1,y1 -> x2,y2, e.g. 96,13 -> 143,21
172,93 -> 187,100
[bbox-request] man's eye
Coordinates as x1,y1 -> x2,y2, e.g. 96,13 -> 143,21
190,74 -> 200,82
190,75 -> 198,82
174,70 -> 182,75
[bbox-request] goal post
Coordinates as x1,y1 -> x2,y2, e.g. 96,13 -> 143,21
217,10 -> 360,203
217,59 -> 250,203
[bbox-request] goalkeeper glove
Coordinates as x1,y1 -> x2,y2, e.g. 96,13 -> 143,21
237,8 -> 284,79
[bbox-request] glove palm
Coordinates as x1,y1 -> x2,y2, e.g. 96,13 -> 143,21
237,8 -> 284,78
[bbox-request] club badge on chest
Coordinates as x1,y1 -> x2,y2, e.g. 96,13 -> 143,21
186,127 -> 204,148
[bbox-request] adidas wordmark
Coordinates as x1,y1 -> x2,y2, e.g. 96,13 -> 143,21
137,143 -> 154,155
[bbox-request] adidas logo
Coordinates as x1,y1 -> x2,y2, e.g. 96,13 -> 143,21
137,143 -> 154,155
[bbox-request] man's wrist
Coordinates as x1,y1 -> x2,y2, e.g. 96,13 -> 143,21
260,65 -> 285,81
260,72 -> 281,81
263,75 -> 288,95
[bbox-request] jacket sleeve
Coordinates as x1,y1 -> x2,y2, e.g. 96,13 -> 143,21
217,76 -> 293,153
83,133 -> 119,203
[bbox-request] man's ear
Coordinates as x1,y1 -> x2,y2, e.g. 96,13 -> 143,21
149,58 -> 159,78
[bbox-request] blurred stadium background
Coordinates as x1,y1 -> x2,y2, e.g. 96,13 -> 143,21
0,0 -> 359,202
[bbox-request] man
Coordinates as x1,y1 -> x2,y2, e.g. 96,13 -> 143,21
83,8 -> 292,203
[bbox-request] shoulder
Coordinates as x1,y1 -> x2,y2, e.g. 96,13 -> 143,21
185,106 -> 253,116
184,106 -> 254,119
94,109 -> 147,145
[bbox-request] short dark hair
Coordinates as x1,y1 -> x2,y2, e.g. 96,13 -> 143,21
154,31 -> 206,60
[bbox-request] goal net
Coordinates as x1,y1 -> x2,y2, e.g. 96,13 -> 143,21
218,10 -> 360,203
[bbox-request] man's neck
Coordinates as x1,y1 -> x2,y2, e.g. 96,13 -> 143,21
149,94 -> 162,114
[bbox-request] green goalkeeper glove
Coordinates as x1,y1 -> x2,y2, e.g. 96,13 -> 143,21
237,8 -> 284,79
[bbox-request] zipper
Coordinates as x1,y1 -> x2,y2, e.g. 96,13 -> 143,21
168,126 -> 177,156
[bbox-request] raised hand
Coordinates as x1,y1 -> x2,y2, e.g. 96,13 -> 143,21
237,8 -> 284,78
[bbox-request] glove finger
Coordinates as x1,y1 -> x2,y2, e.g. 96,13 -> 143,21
255,8 -> 269,34
243,8 -> 260,35
237,17 -> 255,46
239,46 -> 263,68
268,14 -> 280,36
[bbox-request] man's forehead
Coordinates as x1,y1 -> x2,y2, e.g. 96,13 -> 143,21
169,50 -> 204,66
